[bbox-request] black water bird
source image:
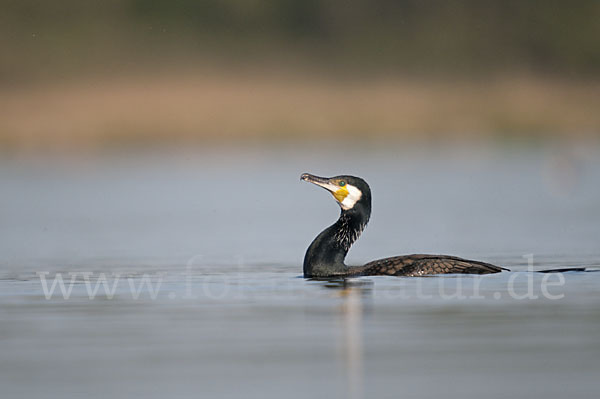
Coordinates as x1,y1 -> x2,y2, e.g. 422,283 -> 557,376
301,173 -> 508,278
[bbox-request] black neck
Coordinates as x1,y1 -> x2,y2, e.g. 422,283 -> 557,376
303,206 -> 370,277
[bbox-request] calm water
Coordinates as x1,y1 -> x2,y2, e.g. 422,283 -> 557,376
1,144 -> 599,399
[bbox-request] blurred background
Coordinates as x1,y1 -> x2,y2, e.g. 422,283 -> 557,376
2,3 -> 600,399
2,0 -> 600,269
1,0 -> 599,153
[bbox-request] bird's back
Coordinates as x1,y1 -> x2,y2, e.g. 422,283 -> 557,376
358,254 -> 508,276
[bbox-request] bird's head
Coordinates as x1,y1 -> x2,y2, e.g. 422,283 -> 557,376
300,173 -> 371,211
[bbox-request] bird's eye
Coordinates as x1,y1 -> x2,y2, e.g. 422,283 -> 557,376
339,181 -> 346,187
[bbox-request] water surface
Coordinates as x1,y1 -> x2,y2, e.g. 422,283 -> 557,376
1,144 -> 599,398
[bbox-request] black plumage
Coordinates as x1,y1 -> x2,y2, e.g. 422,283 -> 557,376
301,173 -> 508,278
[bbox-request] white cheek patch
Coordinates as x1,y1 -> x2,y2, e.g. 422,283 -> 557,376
340,184 -> 362,210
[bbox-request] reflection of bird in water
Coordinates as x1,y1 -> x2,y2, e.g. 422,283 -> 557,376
301,173 -> 509,278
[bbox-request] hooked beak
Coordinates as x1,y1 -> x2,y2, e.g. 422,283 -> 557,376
300,173 -> 337,192
300,173 -> 333,191
301,172 -> 354,209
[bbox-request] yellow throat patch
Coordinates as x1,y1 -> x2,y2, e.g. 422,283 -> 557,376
333,186 -> 349,203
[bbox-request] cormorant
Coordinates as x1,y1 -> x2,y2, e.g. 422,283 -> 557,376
301,173 -> 509,278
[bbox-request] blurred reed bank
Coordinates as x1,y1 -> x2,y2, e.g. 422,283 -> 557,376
1,0 -> 599,154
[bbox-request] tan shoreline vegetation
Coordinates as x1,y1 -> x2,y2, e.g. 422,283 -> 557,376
1,70 -> 599,153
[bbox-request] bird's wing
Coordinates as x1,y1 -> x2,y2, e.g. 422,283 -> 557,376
359,254 -> 508,276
